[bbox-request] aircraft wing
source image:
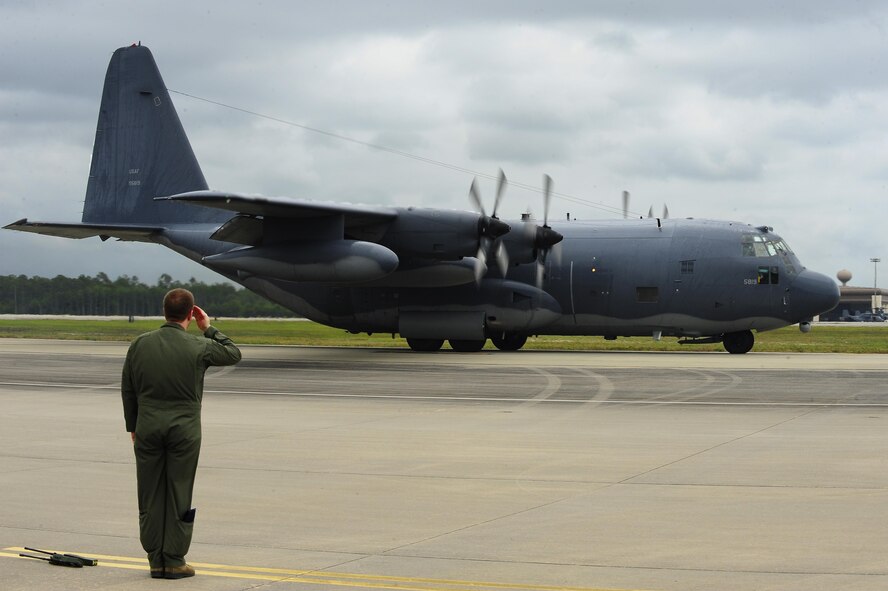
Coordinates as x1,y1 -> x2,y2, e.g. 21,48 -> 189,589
159,191 -> 399,226
160,190 -> 490,286
3,219 -> 162,242
160,190 -> 401,247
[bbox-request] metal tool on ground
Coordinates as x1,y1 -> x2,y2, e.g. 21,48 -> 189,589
20,552 -> 83,568
22,547 -> 98,566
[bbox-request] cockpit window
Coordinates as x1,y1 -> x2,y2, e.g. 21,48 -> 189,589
741,234 -> 794,258
773,239 -> 793,255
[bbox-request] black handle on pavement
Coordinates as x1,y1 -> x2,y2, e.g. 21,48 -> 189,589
24,547 -> 97,566
20,553 -> 84,568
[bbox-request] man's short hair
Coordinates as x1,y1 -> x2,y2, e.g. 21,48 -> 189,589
163,288 -> 194,321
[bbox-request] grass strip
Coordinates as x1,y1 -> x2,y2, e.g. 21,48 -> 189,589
0,318 -> 885,353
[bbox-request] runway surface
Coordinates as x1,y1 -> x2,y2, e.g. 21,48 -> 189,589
0,338 -> 886,590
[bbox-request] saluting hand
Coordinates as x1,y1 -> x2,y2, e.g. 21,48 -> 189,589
192,305 -> 212,332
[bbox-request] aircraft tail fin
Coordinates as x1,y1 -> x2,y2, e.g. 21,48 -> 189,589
82,45 -> 227,227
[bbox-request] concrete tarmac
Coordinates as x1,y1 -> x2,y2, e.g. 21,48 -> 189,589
0,338 -> 887,590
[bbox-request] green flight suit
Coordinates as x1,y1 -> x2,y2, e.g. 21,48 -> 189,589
122,322 -> 241,570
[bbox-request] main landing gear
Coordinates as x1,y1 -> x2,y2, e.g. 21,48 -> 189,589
405,333 -> 529,352
448,339 -> 486,352
490,333 -> 528,351
405,338 -> 444,352
722,330 -> 754,354
407,331 -> 756,353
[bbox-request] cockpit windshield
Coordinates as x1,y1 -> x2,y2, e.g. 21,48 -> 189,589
742,233 -> 799,277
741,234 -> 794,258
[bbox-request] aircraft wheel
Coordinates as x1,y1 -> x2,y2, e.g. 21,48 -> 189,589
723,330 -> 754,354
448,339 -> 486,352
406,338 -> 444,352
491,333 -> 527,351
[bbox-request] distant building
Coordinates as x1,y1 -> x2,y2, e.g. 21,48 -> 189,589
818,269 -> 884,321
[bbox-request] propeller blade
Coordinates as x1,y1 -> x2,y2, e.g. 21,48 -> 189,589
551,242 -> 563,266
622,191 -> 629,219
474,239 -> 489,285
535,259 -> 545,289
495,240 -> 509,277
492,169 -> 507,218
470,172 -> 514,284
469,178 -> 485,216
542,174 -> 552,227
663,204 -> 669,219
647,205 -> 653,218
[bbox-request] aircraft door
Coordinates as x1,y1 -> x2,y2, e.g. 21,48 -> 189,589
570,255 -> 613,320
755,264 -> 781,314
666,231 -> 704,316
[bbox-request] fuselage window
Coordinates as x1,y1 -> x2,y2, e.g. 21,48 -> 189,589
757,266 -> 779,284
681,260 -> 695,274
636,286 -> 659,303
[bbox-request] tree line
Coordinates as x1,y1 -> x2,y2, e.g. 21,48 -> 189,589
0,273 -> 295,317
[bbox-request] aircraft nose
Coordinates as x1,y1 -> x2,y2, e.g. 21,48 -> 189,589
791,269 -> 840,319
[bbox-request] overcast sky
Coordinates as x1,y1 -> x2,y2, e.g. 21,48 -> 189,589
2,1 -> 887,287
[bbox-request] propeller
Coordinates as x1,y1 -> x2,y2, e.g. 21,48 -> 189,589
624,190 -> 669,221
469,169 -> 511,284
531,174 -> 564,289
646,204 -> 669,219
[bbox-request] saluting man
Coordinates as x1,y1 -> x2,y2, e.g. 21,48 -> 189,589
122,288 -> 241,579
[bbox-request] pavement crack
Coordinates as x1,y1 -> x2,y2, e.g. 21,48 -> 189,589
379,495 -> 576,555
618,406 -> 826,485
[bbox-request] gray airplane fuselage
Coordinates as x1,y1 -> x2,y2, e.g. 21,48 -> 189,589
173,217 -> 834,341
5,45 -> 840,353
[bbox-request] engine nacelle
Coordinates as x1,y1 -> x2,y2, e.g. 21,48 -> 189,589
203,240 -> 399,283
381,208 -> 482,260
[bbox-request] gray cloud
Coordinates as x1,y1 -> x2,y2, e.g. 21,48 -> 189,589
1,0 -> 887,287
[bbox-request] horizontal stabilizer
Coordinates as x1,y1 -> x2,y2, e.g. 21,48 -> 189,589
159,191 -> 398,227
4,219 -> 162,242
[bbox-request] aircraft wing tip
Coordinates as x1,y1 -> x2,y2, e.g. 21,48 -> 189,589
4,218 -> 30,230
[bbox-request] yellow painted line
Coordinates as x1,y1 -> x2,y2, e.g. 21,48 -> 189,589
2,547 -> 650,591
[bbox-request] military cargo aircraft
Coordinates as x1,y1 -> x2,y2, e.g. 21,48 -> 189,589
5,45 -> 840,353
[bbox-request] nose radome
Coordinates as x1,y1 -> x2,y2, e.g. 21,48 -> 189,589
792,270 -> 840,319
